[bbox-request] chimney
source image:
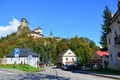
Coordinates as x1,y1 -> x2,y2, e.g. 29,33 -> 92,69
118,0 -> 120,9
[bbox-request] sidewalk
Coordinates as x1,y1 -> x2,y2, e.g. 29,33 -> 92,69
72,70 -> 120,79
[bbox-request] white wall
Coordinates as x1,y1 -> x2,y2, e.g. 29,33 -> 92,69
107,16 -> 120,70
62,49 -> 77,65
6,57 -> 39,68
62,56 -> 76,65
34,29 -> 42,34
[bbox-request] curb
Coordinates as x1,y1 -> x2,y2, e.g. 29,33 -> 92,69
89,73 -> 120,79
73,70 -> 120,79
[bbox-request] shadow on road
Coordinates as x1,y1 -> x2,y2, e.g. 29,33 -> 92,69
15,73 -> 70,80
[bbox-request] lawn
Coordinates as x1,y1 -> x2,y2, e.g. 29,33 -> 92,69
0,64 -> 44,72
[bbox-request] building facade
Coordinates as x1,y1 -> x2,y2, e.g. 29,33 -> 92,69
30,27 -> 44,39
59,49 -> 77,65
107,0 -> 120,70
90,51 -> 108,68
6,48 -> 39,68
17,18 -> 44,39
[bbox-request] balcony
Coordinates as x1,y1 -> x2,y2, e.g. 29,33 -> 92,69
114,35 -> 120,45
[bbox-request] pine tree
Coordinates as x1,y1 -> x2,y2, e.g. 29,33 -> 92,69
100,6 -> 112,51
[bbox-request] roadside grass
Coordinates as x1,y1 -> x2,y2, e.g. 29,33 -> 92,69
0,64 -> 44,72
86,69 -> 120,75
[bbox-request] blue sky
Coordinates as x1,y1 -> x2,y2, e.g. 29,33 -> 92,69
0,0 -> 118,47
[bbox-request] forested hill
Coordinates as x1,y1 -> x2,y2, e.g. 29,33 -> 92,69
0,32 -> 99,64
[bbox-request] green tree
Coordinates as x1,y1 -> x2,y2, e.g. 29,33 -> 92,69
100,6 -> 112,51
69,36 -> 93,64
0,29 -> 99,65
89,40 -> 99,54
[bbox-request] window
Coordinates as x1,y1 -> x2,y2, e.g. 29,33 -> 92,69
11,58 -> 12,61
115,29 -> 117,36
109,38 -> 111,44
72,58 -> 74,61
68,53 -> 71,54
119,26 -> 120,31
19,57 -> 20,61
66,58 -> 68,61
110,54 -> 112,60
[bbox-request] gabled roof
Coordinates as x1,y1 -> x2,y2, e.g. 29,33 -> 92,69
31,31 -> 44,36
7,48 -> 38,58
59,49 -> 76,57
35,26 -> 42,30
21,18 -> 28,23
109,9 -> 120,28
96,51 -> 108,57
59,49 -> 69,57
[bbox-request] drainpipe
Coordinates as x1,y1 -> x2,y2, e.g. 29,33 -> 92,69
114,44 -> 118,64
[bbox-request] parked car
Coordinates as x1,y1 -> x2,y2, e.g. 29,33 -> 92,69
62,64 -> 77,71
62,64 -> 68,70
67,64 -> 77,70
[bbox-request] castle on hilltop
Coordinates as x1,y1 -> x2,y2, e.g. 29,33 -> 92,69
17,18 -> 31,36
16,18 -> 61,41
30,26 -> 44,39
17,18 -> 44,39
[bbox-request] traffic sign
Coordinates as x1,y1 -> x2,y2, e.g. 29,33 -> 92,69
14,48 -> 20,57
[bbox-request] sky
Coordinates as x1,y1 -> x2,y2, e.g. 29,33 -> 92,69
0,0 -> 118,47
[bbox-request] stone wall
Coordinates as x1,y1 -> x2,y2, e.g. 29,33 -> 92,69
0,58 -> 7,65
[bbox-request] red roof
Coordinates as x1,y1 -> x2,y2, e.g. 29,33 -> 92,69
96,51 -> 108,57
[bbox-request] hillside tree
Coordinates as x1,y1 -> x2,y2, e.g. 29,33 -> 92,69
100,6 -> 112,51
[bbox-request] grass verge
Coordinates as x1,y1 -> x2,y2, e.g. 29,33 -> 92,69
0,64 -> 44,72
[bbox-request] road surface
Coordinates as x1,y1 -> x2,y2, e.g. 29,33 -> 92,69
0,67 -> 117,80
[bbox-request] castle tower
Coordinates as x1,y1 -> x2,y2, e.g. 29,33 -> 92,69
21,18 -> 29,28
16,18 -> 31,36
49,31 -> 53,38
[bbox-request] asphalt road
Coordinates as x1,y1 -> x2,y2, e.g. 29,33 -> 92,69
38,66 -> 117,80
0,67 -> 117,80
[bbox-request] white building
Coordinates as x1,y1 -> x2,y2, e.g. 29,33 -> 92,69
107,0 -> 120,70
59,49 -> 77,65
30,27 -> 44,39
6,48 -> 39,68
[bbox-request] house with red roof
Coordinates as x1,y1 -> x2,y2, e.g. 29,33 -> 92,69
90,51 -> 109,68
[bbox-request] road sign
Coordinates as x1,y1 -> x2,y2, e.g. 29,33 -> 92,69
14,48 -> 20,57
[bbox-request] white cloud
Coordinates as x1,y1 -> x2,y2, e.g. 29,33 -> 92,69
0,18 -> 20,37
